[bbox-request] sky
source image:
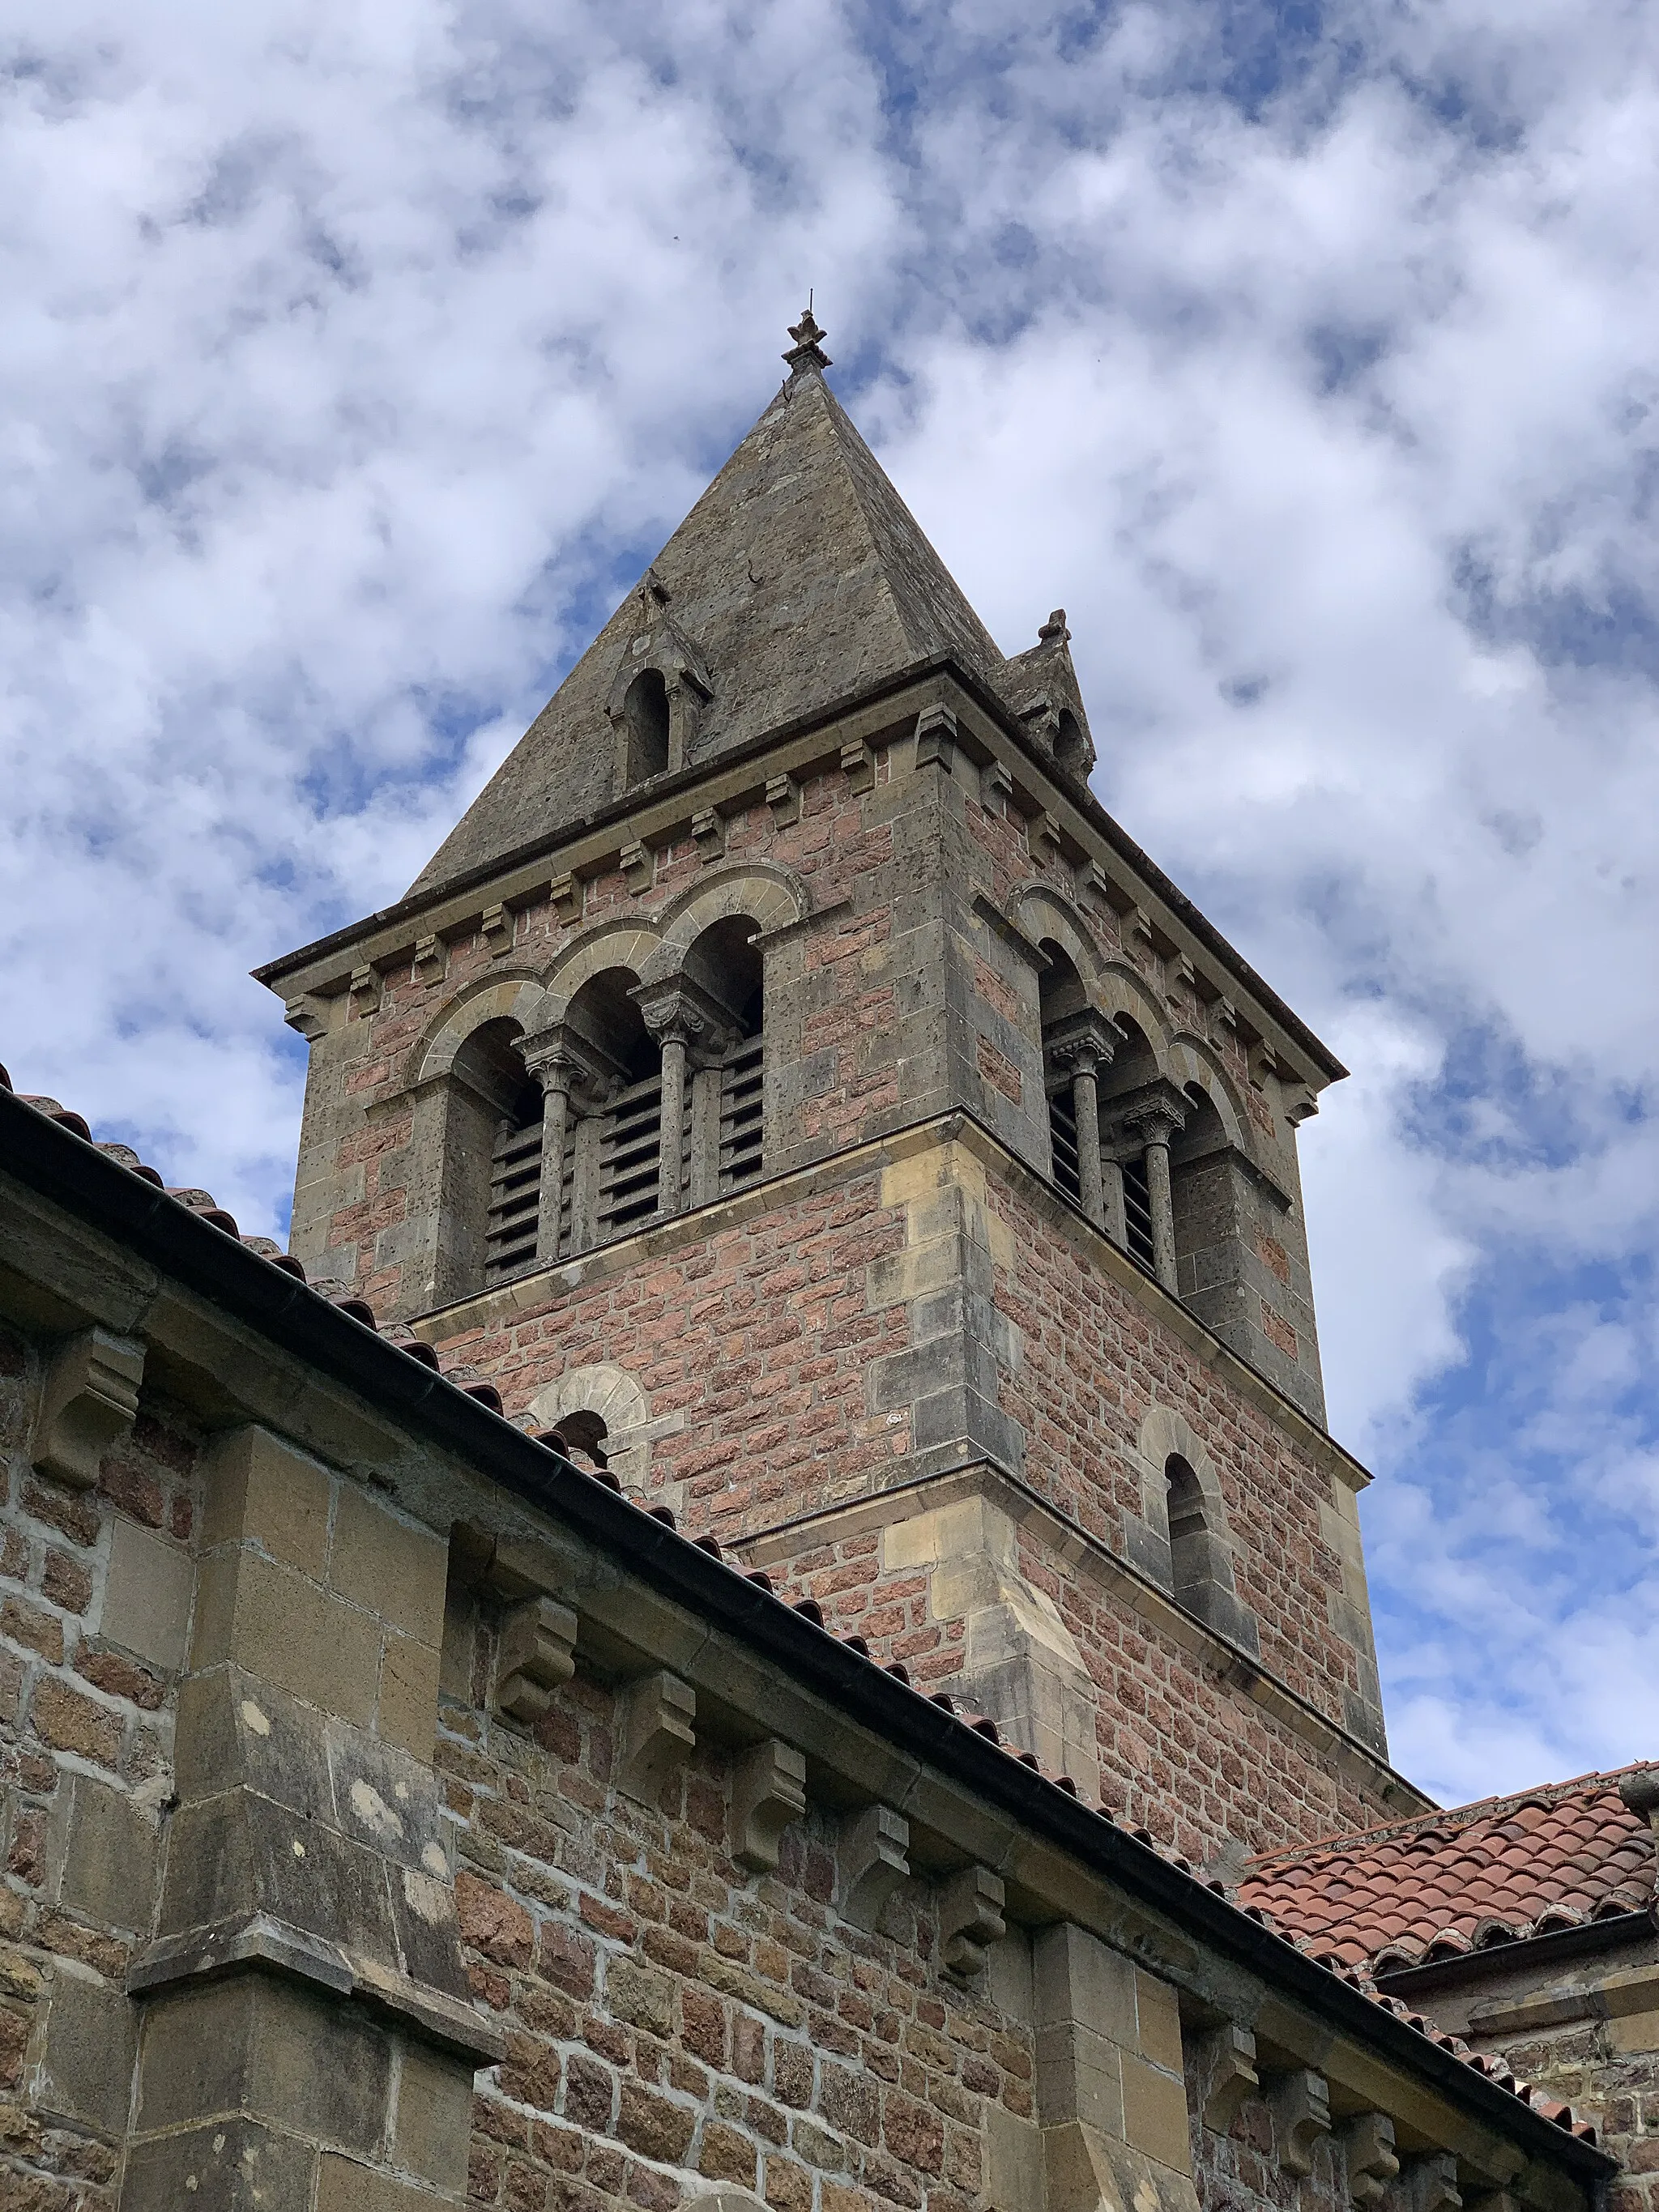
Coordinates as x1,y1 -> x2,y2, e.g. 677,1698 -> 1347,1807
4,0 -> 1658,1810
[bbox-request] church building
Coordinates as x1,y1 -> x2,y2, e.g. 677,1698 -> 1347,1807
0,316 -> 1650,2212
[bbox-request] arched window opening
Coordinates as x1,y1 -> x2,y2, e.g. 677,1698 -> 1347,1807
683,917 -> 766,1203
1169,1083 -> 1227,1297
1054,708 -> 1088,778
1038,943 -> 1089,1208
446,1019 -> 544,1292
1166,1454 -> 1218,1615
553,1409 -> 609,1469
623,667 -> 671,783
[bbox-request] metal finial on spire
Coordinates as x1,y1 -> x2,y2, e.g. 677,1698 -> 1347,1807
783,304 -> 832,376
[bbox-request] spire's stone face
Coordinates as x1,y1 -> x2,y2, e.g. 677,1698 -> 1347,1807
410,364 -> 1008,896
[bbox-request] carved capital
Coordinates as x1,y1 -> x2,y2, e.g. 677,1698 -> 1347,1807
939,1864 -> 1005,1978
494,1597 -> 578,1725
1272,2069 -> 1332,2177
1344,2112 -> 1400,2209
732,1738 -> 807,1873
1102,1080 -> 1188,1157
840,1804 -> 909,1931
520,1025 -> 617,1112
617,1670 -> 696,1802
1199,2022 -> 1260,2133
32,1328 -> 145,1490
1046,1009 -> 1118,1080
632,978 -> 740,1062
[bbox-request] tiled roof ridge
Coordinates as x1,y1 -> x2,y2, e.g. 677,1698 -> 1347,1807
0,1064 -> 1605,2151
1244,1762 -> 1653,1876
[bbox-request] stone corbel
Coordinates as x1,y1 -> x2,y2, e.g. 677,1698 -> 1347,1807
480,902 -> 514,957
549,872 -> 582,925
1128,906 -> 1157,957
617,1670 -> 697,1801
412,934 -> 446,985
914,703 -> 957,774
766,773 -> 801,826
1344,2113 -> 1400,2209
1074,858 -> 1111,910
979,759 -> 1013,813
1410,2152 -> 1463,2212
839,1804 -> 910,1930
620,841 -> 655,893
1165,952 -> 1197,1007
32,1328 -> 145,1490
692,807 -> 726,862
939,1864 -> 1006,1978
1198,2022 -> 1260,2132
1248,1040 -> 1280,1091
840,738 -> 875,794
731,1738 -> 807,1872
1210,995 -> 1239,1043
493,1596 -> 578,1726
348,964 -> 381,1015
1272,2069 -> 1332,2176
1026,810 -> 1064,863
283,994 -> 327,1042
1284,1085 -> 1319,1127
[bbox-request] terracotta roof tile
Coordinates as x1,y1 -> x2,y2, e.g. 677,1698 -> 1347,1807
1239,1767 -> 1657,1968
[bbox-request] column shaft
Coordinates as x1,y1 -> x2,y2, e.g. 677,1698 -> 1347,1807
1102,1159 -> 1128,1249
1145,1139 -> 1179,1293
535,1083 -> 569,1264
657,1036 -> 689,1217
689,1063 -> 723,1208
1072,1066 -> 1104,1229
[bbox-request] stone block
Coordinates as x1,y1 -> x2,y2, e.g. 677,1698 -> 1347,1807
1034,1922 -> 1139,2052
34,1968 -> 139,2137
378,1630 -> 441,1759
190,1549 -> 380,1728
54,1771 -> 157,1933
318,2153 -> 450,2210
122,2116 -> 317,2210
203,1426 -> 333,1576
136,1974 -> 392,2152
102,1515 -> 193,1671
330,1487 -> 447,1644
1133,1969 -> 1183,2076
983,2101 -> 1045,2212
173,1669 -> 333,1820
1121,2052 -> 1190,2174
391,2039 -> 475,2192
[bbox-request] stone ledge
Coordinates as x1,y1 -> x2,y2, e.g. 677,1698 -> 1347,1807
127,1913 -> 506,2064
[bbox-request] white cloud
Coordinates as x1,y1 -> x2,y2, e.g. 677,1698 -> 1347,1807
5,0 -> 1659,1807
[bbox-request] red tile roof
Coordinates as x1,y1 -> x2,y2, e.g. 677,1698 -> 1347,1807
1239,1766 -> 1657,1971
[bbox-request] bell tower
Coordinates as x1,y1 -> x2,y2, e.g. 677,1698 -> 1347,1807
258,314 -> 1426,1863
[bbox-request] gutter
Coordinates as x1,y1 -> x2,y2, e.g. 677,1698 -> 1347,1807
0,1090 -> 1608,2180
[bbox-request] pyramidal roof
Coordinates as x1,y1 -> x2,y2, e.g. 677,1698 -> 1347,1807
411,315 -> 1013,895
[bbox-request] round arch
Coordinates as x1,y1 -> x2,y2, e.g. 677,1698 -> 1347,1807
539,919 -> 664,1025
409,974 -> 550,1088
638,861 -> 810,985
1165,1037 -> 1251,1154
1134,1404 -> 1232,1541
1009,884 -> 1107,991
527,1364 -> 653,1487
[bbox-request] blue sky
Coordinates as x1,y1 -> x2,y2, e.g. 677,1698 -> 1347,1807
4,0 -> 1658,1808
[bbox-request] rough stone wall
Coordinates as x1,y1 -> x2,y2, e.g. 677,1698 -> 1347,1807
1492,2025 -> 1658,2212
288,705 -> 1324,1422
0,1316 -> 198,2209
437,1580 -> 1202,2212
418,1123 -> 1391,1860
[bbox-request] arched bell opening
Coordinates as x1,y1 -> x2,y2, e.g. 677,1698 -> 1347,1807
439,1017 -> 543,1297
680,916 -> 766,1204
